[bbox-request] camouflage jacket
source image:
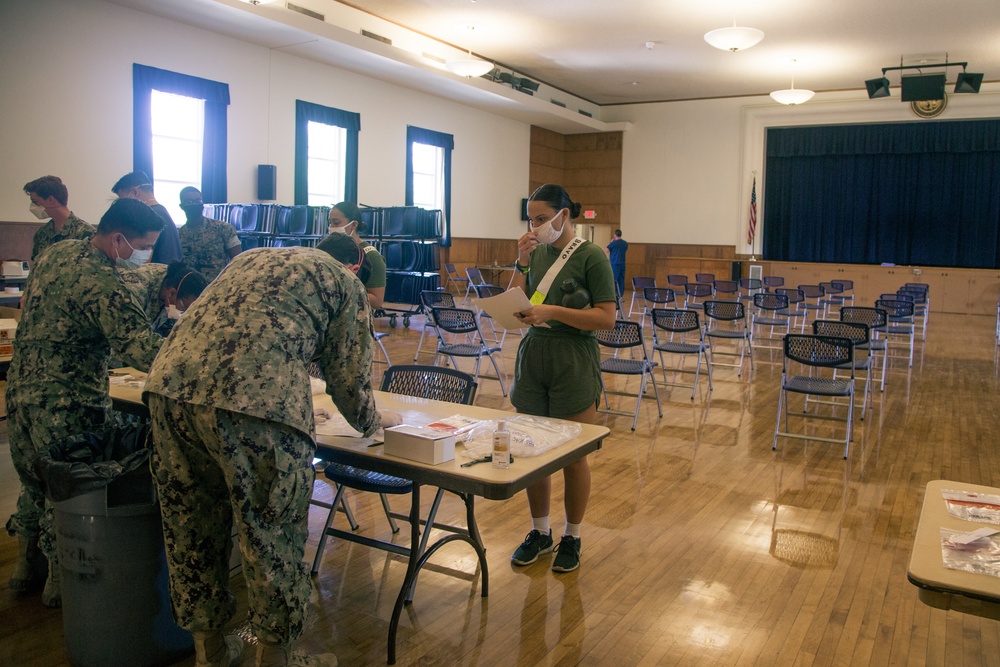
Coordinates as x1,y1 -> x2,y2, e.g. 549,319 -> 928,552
31,212 -> 96,262
121,262 -> 170,332
177,217 -> 240,282
143,247 -> 380,438
6,240 -> 163,413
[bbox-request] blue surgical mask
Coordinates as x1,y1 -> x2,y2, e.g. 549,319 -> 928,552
115,236 -> 153,270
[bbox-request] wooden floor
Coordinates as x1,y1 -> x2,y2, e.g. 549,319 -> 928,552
3,302 -> 1000,666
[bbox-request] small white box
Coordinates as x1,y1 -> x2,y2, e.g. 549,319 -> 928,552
383,426 -> 456,465
2,261 -> 29,278
0,319 -> 17,341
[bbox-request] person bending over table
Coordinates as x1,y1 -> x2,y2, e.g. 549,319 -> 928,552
143,247 -> 400,667
5,198 -> 164,607
508,184 -> 616,573
121,261 -> 208,336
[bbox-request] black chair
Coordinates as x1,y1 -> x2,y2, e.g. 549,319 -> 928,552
818,281 -> 846,314
640,287 -> 675,329
629,276 -> 656,317
813,320 -> 874,418
840,306 -> 888,393
650,308 -> 712,400
775,288 -> 807,332
443,263 -> 469,296
797,284 -> 826,322
311,365 -> 479,587
763,276 -> 785,291
464,267 -> 489,304
473,283 -> 508,346
833,279 -> 854,306
596,320 -> 663,430
875,298 -> 915,367
702,300 -> 754,377
713,280 -> 740,299
684,282 -> 713,309
751,292 -> 790,352
739,278 -> 763,306
695,273 -> 716,284
772,334 -> 855,459
432,307 -> 508,396
666,274 -> 689,289
415,290 -> 456,361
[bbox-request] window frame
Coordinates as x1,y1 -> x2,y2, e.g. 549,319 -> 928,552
405,126 -> 453,246
133,63 -> 230,203
294,100 -> 360,206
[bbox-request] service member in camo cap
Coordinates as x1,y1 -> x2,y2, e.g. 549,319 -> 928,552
176,186 -> 242,282
4,197 -> 164,608
143,246 -> 400,667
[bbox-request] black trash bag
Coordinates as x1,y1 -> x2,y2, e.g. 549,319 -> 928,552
32,424 -> 152,503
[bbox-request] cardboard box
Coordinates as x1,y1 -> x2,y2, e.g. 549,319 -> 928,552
0,319 -> 16,341
383,426 -> 456,465
0,343 -> 12,356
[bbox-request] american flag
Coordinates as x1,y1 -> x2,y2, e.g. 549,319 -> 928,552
746,176 -> 757,246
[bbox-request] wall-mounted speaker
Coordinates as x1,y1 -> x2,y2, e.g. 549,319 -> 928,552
257,164 -> 276,201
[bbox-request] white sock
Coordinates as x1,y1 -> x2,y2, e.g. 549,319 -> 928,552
564,522 -> 581,539
532,517 -> 550,535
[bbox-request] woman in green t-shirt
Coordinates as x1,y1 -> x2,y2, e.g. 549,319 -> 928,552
508,184 -> 616,573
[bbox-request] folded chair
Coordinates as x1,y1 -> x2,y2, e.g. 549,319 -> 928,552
443,263 -> 469,296
639,287 -> 675,329
596,320 -> 663,430
651,308 -> 712,399
772,334 -> 855,459
875,298 -> 915,367
684,282 -> 713,309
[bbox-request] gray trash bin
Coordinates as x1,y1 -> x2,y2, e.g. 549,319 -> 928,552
53,466 -> 193,667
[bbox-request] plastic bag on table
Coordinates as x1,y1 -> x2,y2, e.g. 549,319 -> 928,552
461,415 -> 582,459
940,527 -> 1000,578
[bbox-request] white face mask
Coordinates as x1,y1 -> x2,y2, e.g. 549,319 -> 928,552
166,304 -> 185,320
29,203 -> 48,220
115,236 -> 153,270
531,210 -> 566,245
328,221 -> 355,236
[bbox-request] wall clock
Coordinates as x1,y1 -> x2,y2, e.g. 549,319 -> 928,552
911,95 -> 947,118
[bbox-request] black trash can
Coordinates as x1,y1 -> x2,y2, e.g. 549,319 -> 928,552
53,466 -> 193,667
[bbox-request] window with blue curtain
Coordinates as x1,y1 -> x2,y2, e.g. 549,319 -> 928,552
763,120 -> 1000,268
294,100 -> 360,206
132,64 -> 230,203
406,126 -> 453,247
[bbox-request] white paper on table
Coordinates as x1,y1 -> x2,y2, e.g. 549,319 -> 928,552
314,408 -> 365,437
474,287 -> 550,330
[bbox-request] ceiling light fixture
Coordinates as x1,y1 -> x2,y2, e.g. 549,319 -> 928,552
704,9 -> 764,52
770,60 -> 814,105
446,25 -> 493,78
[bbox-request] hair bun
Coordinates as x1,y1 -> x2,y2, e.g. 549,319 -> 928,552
569,202 -> 582,219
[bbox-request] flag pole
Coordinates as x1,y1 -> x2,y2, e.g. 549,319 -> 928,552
747,171 -> 758,262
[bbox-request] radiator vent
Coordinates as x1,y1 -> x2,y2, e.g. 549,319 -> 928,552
578,109 -> 593,118
362,30 -> 392,46
551,100 -> 567,108
286,3 -> 324,21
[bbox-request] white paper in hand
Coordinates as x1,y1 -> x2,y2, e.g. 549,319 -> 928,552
475,288 -> 550,330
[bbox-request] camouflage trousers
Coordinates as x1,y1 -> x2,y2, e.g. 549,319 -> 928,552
148,394 -> 316,645
5,399 -> 106,563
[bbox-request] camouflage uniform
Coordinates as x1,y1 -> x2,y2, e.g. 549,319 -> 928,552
5,240 -> 162,561
143,247 -> 379,644
30,212 -> 95,261
121,263 -> 171,333
177,217 -> 241,282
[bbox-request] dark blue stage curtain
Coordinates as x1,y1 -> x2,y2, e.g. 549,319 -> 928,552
133,64 -> 230,203
294,100 -> 361,206
405,126 -> 453,247
763,120 -> 1000,268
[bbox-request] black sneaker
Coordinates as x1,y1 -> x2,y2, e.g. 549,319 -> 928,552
551,536 -> 581,572
510,530 -> 554,565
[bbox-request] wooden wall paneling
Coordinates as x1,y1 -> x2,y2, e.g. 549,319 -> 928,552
967,272 -> 1000,316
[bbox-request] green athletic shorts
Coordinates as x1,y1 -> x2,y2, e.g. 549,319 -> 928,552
510,329 -> 602,418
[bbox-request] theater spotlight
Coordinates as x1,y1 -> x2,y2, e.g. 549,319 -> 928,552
515,78 -> 540,95
865,77 -> 891,99
955,71 -> 984,93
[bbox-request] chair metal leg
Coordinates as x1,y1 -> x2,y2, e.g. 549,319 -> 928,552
312,483 -> 349,575
379,493 -> 400,534
772,385 -> 786,451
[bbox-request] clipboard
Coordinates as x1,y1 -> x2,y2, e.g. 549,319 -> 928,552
474,288 -> 550,330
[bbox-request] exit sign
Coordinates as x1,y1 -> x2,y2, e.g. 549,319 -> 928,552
583,210 -> 597,219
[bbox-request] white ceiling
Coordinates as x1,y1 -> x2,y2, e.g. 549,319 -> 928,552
110,0 -> 1000,106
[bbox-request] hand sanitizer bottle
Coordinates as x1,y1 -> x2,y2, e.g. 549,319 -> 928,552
492,420 -> 511,469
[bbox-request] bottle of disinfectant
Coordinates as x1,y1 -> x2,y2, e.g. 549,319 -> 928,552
492,420 -> 511,469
